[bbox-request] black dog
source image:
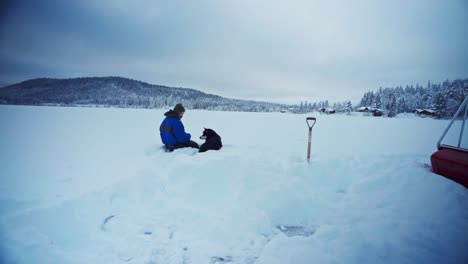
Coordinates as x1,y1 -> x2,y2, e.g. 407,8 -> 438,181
199,128 -> 222,153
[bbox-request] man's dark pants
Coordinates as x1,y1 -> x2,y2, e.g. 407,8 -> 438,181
166,140 -> 199,152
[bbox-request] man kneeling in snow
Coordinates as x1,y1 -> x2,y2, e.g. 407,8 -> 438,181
159,103 -> 199,151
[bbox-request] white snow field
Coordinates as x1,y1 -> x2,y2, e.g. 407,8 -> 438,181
0,105 -> 467,264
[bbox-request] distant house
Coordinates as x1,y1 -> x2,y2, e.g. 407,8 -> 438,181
373,110 -> 383,116
319,107 -> 336,114
414,109 -> 436,117
359,106 -> 382,116
358,106 -> 379,112
358,106 -> 370,112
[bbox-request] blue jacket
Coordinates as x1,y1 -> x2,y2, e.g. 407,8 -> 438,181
159,110 -> 191,147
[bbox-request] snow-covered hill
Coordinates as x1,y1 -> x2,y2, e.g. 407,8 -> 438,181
0,105 -> 467,263
0,77 -> 287,112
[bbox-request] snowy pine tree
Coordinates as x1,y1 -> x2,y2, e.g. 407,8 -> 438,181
345,101 -> 353,114
387,94 -> 397,117
374,94 -> 382,109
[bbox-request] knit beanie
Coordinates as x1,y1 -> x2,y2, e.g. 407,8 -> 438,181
173,103 -> 185,114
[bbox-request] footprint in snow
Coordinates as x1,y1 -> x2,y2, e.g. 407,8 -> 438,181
100,215 -> 115,232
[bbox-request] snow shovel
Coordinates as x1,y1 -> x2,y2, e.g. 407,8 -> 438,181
306,117 -> 316,162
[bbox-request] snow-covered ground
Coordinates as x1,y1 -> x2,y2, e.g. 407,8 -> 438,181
0,105 -> 467,264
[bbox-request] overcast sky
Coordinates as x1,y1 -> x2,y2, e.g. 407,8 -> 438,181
1,0 -> 467,104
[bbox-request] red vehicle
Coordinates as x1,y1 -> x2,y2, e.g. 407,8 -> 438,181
430,96 -> 468,188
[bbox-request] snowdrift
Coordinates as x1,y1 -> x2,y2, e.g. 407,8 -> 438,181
0,105 -> 467,264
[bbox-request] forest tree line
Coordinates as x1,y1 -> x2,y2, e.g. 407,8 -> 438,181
1,77 -> 467,118
295,78 -> 468,118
